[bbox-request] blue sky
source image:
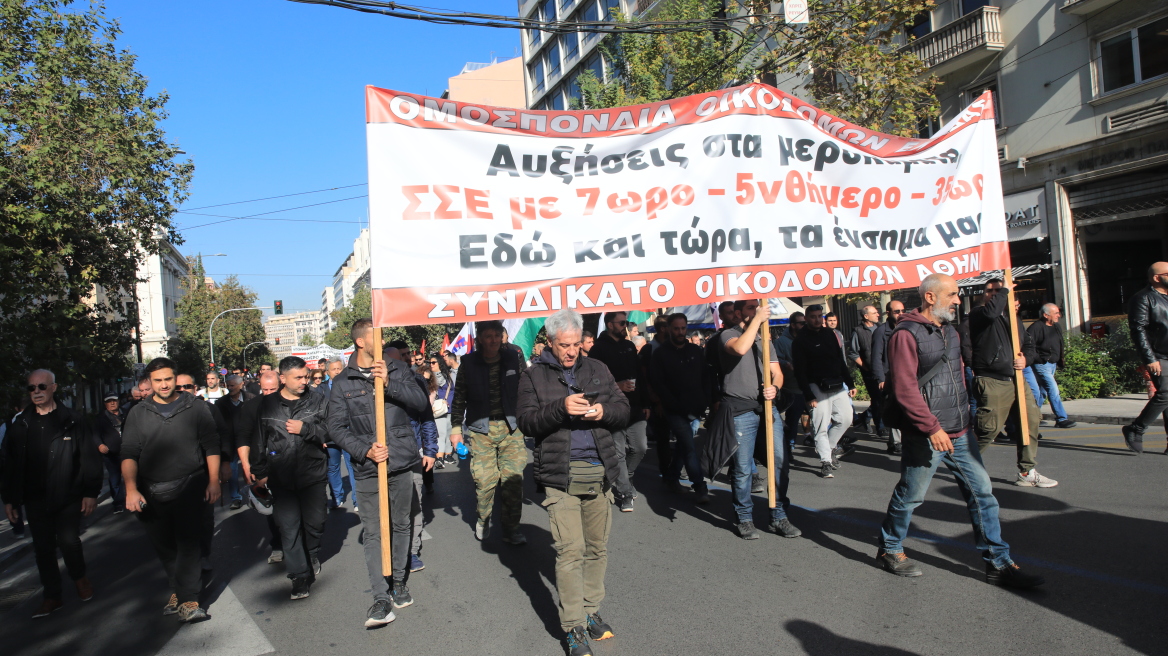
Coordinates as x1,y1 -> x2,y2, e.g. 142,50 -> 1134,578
102,0 -> 523,317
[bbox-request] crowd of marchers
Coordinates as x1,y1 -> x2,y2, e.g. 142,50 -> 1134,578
8,263 -> 1168,656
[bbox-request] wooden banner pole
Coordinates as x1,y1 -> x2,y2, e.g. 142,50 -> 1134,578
372,329 -> 393,575
759,299 -> 776,509
1003,270 -> 1031,447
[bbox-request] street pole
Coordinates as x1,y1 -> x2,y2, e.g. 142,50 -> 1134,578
242,341 -> 266,372
209,307 -> 271,369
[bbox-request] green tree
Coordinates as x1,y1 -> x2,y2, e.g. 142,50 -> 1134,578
299,333 -> 316,347
167,258 -> 268,375
322,284 -> 457,355
0,0 -> 193,398
578,0 -> 938,136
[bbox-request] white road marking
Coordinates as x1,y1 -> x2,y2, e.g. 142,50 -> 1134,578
156,584 -> 275,656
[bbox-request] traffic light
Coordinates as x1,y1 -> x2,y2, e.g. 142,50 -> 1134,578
275,337 -> 281,345
274,300 -> 283,315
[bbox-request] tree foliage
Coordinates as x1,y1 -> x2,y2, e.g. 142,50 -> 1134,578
322,284 -> 457,355
0,0 -> 193,400
578,0 -> 938,136
168,258 -> 269,375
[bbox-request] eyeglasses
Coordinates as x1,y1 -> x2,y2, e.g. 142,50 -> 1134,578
429,360 -> 439,365
889,310 -> 905,315
27,383 -> 50,392
178,384 -> 196,390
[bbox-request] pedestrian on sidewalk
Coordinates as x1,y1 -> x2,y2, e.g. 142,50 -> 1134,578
969,280 -> 1057,487
2,369 -> 102,618
516,309 -> 629,656
650,313 -> 712,504
588,311 -> 648,512
870,301 -> 906,454
327,319 -> 429,628
793,305 -> 856,479
876,274 -> 1045,590
449,321 -> 527,545
248,356 -> 330,601
1124,262 -> 1168,454
121,358 -> 221,623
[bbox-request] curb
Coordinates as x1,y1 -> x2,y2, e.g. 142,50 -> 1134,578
1040,411 -> 1161,428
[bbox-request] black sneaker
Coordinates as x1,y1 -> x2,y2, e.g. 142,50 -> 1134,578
1054,419 -> 1077,429
664,480 -> 683,494
876,550 -> 922,577
818,463 -> 834,478
887,443 -> 902,455
833,444 -> 855,460
736,521 -> 760,540
564,625 -> 592,656
586,612 -> 614,640
986,563 -> 1045,589
229,498 -> 243,510
290,577 -> 311,600
768,517 -> 802,538
618,496 -> 634,512
1123,425 -> 1144,454
693,485 -> 710,504
364,599 -> 396,628
801,436 -> 814,447
390,581 -> 413,608
751,472 -> 765,494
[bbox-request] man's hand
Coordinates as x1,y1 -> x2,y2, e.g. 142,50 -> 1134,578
762,385 -> 777,401
242,463 -> 255,485
98,444 -> 110,455
848,388 -> 857,398
205,478 -> 221,504
878,382 -> 885,390
366,443 -> 389,463
1013,355 -> 1026,371
286,419 -> 303,435
753,303 -> 771,325
422,456 -> 435,471
1150,361 -> 1162,376
616,380 -> 636,393
255,477 -> 268,488
450,431 -> 463,450
4,504 -> 17,524
371,359 -> 388,383
582,403 -> 605,421
928,429 -> 954,454
565,393 -> 592,416
642,408 -> 651,420
125,490 -> 146,513
808,399 -> 818,409
81,497 -> 97,516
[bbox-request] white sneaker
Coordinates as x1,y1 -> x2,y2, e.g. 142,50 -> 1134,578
268,550 -> 284,564
474,521 -> 490,541
1015,470 -> 1058,488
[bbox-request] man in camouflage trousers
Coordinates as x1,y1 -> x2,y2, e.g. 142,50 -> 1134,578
450,321 -> 527,545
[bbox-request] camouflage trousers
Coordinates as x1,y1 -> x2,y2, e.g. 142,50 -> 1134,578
468,420 -> 526,531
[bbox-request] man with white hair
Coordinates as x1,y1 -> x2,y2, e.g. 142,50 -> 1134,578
517,310 -> 630,656
1027,303 -> 1075,429
876,274 -> 1044,589
2,369 -> 102,618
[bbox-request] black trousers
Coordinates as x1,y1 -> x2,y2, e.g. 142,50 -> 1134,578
648,412 -> 672,476
270,482 -> 327,580
1134,360 -> 1168,433
25,498 -> 85,600
139,474 -> 207,604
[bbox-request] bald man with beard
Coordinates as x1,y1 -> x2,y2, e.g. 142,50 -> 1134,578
234,371 -> 287,563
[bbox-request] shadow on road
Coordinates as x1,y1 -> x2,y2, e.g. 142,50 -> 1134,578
786,619 -> 924,655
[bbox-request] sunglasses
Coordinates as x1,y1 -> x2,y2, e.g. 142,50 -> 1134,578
178,384 -> 196,390
27,383 -> 50,392
429,360 -> 439,364
889,309 -> 905,314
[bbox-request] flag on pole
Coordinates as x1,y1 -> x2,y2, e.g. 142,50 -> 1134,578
510,318 -> 546,359
442,333 -> 450,353
419,339 -> 426,356
711,303 -> 722,330
450,322 -> 475,356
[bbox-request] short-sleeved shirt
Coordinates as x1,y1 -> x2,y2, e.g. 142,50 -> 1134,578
717,325 -> 779,401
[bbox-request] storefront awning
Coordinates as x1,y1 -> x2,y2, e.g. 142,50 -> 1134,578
958,264 -> 1052,288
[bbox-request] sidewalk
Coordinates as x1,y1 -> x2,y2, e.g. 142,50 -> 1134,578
1041,394 -> 1163,427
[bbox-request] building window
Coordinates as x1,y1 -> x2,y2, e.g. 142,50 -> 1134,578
543,0 -> 557,22
602,0 -> 620,20
560,0 -> 575,11
566,75 -> 583,107
562,32 -> 579,63
964,79 -> 1001,126
905,12 -> 930,40
961,0 -> 990,15
547,42 -> 561,80
582,2 -> 600,42
530,59 -> 545,94
550,89 -> 565,110
584,52 -> 604,83
1099,16 -> 1168,94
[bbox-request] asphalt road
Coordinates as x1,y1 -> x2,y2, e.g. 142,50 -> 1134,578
1,421 -> 1165,656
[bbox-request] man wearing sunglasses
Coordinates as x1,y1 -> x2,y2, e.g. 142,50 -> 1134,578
871,301 -> 906,454
2,369 -> 102,619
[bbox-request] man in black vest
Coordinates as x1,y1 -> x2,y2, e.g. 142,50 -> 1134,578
876,274 -> 1044,589
449,321 -> 527,544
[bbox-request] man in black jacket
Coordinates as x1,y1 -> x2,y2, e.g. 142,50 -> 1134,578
1124,262 -> 1168,453
793,305 -> 856,479
234,371 -> 286,564
249,356 -> 330,600
327,319 -> 429,628
517,309 -> 629,656
449,321 -> 527,544
848,305 -> 881,434
2,369 -> 101,618
1028,304 -> 1076,430
870,300 -> 906,454
651,312 -> 712,502
587,311 -> 647,512
969,280 -> 1056,488
214,375 -> 254,510
95,394 -> 125,513
121,358 -> 221,623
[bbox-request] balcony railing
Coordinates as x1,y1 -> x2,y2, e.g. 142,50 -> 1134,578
902,6 -> 1004,70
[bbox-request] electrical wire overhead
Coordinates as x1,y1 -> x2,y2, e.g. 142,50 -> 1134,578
286,0 -> 768,37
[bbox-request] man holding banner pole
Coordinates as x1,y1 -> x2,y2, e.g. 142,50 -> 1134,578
327,319 -> 429,628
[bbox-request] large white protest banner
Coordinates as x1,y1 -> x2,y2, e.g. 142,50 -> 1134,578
366,83 -> 1007,327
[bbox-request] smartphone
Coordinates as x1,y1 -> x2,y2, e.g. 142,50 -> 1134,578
583,390 -> 600,403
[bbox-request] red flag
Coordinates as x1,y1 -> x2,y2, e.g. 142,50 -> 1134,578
442,333 -> 450,352
420,338 -> 426,356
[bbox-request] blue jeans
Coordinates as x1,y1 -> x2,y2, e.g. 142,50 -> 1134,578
1032,363 -> 1067,422
664,414 -> 705,490
731,408 -> 789,523
327,446 -> 355,506
879,432 -> 1011,568
228,460 -> 242,501
104,456 -> 125,507
965,366 -> 977,417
